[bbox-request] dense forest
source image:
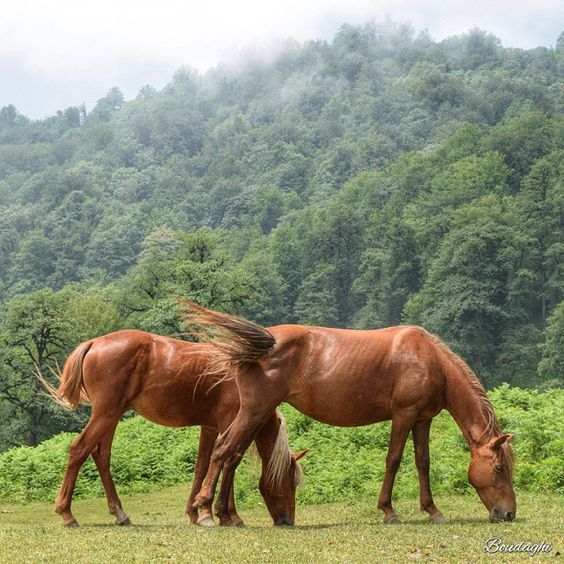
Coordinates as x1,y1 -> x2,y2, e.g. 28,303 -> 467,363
0,22 -> 562,450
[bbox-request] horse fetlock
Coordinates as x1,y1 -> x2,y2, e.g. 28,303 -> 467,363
229,514 -> 245,527
377,499 -> 391,511
193,492 -> 213,509
218,515 -> 235,526
420,499 -> 435,512
185,501 -> 198,520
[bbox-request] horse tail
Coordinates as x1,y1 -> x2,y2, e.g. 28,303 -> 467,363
180,301 -> 275,364
36,341 -> 94,411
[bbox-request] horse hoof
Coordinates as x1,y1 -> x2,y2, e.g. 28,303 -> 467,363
383,515 -> 401,525
113,508 -> 131,526
64,518 -> 79,527
115,516 -> 131,526
197,516 -> 216,527
429,513 -> 446,524
219,519 -> 244,527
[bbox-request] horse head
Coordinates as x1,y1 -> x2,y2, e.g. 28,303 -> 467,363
260,449 -> 308,526
468,434 -> 516,522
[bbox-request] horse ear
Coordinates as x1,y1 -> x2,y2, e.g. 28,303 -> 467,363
489,434 -> 512,449
292,449 -> 309,462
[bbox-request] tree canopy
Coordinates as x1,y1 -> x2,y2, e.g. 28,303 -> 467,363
0,22 -> 562,449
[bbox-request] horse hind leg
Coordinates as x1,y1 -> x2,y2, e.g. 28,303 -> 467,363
90,420 -> 131,525
412,419 -> 446,523
194,409 -> 271,517
54,412 -> 122,526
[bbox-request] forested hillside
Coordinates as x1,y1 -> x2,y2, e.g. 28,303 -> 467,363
0,22 -> 562,450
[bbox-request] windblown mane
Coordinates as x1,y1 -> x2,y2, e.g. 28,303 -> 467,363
426,330 -> 515,476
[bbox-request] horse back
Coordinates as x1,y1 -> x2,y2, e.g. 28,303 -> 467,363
82,330 -> 237,427
267,324 -> 447,426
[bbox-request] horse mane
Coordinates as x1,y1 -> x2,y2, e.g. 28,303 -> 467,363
425,330 -> 515,476
266,413 -> 304,490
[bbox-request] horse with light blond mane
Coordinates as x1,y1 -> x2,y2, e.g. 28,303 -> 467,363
39,329 -> 306,527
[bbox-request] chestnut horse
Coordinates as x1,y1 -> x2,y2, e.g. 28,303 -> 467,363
183,304 -> 516,524
39,330 -> 305,527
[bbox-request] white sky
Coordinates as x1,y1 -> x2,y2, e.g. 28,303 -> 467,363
0,0 -> 561,119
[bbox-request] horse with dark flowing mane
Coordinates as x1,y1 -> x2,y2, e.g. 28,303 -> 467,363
183,303 -> 516,524
39,329 -> 305,527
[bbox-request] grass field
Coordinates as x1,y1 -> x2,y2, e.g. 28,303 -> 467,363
0,486 -> 561,563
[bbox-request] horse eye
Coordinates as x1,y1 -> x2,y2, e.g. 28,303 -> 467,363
494,464 -> 503,473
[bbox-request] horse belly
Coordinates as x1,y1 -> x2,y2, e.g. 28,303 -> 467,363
132,385 -> 199,427
288,377 -> 392,427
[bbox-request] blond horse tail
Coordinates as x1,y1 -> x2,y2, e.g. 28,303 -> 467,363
180,300 -> 275,362
36,341 -> 93,411
180,301 -> 275,383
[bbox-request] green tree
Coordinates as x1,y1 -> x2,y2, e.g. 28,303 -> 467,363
538,301 -> 564,384
403,196 -> 518,386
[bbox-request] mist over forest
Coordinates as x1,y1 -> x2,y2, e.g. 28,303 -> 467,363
0,22 -> 562,450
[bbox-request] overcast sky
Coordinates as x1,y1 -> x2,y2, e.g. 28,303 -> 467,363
1,0 -> 561,119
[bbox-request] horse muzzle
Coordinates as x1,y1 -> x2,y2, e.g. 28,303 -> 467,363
274,515 -> 294,526
489,507 -> 515,522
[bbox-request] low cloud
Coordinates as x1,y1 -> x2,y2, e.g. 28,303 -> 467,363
0,0 -> 561,118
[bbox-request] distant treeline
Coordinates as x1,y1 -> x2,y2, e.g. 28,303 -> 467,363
0,22 -> 562,450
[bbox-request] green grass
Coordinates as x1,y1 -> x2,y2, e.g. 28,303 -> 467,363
0,487 -> 561,563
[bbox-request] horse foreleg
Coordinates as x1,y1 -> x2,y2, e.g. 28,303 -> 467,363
412,419 -> 445,523
227,481 -> 244,526
54,413 -> 119,527
377,410 -> 418,524
90,421 -> 130,526
214,443 -> 248,526
187,427 -> 218,527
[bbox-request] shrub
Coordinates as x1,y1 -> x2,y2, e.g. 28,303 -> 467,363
0,386 -> 561,505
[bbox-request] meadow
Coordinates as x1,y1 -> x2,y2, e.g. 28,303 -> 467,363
0,488 -> 561,563
0,386 -> 562,562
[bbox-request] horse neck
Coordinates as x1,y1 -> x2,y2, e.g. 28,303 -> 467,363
444,365 -> 496,449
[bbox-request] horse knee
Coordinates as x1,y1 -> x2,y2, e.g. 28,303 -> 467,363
386,455 -> 402,473
415,456 -> 430,473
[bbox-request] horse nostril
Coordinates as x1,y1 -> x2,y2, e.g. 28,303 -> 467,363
274,517 -> 293,526
504,511 -> 514,522
489,508 -> 501,523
